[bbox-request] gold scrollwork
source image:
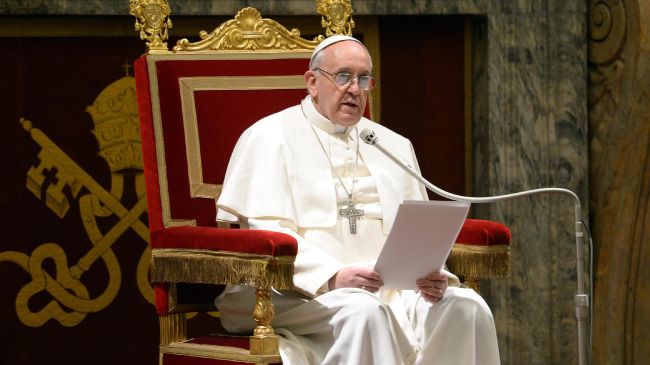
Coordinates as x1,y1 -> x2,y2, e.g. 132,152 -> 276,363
130,0 -> 173,53
173,7 -> 323,52
316,0 -> 355,36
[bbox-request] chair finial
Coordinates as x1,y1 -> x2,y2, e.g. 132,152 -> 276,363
316,0 -> 355,36
173,7 -> 322,52
130,0 -> 173,53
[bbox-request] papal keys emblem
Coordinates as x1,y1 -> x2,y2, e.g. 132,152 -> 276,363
0,74 -> 153,327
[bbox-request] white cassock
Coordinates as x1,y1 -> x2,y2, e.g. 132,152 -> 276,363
216,96 -> 500,365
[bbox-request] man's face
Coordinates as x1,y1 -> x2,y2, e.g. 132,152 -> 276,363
305,41 -> 372,127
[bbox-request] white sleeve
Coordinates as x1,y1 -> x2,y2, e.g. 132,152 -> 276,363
246,218 -> 344,297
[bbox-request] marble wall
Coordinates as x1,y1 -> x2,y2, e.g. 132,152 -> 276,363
1,1 -> 591,365
0,0 -> 586,16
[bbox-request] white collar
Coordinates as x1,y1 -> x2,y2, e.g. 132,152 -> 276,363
301,96 -> 356,136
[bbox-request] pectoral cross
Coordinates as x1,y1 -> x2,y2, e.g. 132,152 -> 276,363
339,199 -> 364,234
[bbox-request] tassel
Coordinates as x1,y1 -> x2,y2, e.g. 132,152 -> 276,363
151,249 -> 295,290
446,244 -> 510,279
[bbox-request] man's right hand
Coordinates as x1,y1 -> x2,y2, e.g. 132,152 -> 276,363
328,267 -> 383,293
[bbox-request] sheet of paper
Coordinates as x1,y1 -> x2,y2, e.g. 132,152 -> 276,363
374,200 -> 471,290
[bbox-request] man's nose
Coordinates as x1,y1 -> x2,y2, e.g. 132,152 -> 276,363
347,78 -> 361,95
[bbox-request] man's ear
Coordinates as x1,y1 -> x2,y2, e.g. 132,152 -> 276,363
304,70 -> 318,98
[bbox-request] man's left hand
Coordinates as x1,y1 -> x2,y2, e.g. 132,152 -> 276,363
416,271 -> 448,303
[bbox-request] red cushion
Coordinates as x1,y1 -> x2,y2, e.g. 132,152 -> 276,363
456,219 -> 511,246
151,226 -> 298,256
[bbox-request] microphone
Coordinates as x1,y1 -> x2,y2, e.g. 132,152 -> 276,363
360,127 -> 591,365
360,128 -> 581,205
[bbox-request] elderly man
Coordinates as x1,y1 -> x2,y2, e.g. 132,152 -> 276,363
216,35 -> 500,365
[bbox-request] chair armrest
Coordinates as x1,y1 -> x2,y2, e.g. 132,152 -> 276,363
456,218 -> 511,246
447,219 -> 511,282
151,226 -> 298,255
150,226 -> 297,290
151,226 -> 296,353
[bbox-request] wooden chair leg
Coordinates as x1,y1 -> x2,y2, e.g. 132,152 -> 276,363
250,286 -> 279,355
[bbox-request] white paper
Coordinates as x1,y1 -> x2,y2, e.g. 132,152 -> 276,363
374,200 -> 471,290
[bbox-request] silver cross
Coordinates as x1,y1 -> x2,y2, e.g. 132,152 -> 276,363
339,199 -> 364,234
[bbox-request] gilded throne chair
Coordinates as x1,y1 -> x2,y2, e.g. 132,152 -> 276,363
131,3 -> 511,364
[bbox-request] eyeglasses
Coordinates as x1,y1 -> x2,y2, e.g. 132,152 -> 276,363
315,68 -> 377,91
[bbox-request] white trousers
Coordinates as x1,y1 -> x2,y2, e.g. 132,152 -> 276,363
217,286 -> 500,365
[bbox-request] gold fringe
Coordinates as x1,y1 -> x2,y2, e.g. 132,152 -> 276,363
159,312 -> 187,345
446,244 -> 510,279
151,249 -> 295,290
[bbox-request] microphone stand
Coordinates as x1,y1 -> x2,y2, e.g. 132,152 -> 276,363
360,129 -> 590,365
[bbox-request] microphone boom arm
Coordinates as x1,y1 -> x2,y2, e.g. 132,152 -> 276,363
360,128 -> 590,365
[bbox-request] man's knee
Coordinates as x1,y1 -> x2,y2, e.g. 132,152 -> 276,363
333,292 -> 393,329
443,287 -> 493,319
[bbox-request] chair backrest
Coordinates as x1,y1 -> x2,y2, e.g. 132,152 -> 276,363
134,7 -> 326,231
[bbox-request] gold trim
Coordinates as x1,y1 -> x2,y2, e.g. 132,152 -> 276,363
159,312 -> 187,345
167,282 -> 177,311
166,219 -> 197,227
179,75 -> 307,200
145,53 -> 311,228
161,341 -> 281,364
250,333 -> 279,356
173,7 -> 322,52
180,75 -> 307,91
447,243 -> 510,279
146,55 -> 173,228
151,249 -> 295,290
452,243 -> 510,254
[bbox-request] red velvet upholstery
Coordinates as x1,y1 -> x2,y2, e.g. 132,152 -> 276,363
136,56 -> 312,227
135,56 -> 164,231
457,219 -> 511,246
151,226 -> 297,256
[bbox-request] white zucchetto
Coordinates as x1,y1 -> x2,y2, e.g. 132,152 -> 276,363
309,35 -> 366,68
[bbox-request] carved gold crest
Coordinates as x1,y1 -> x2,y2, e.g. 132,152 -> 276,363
316,0 -> 355,36
130,0 -> 173,52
